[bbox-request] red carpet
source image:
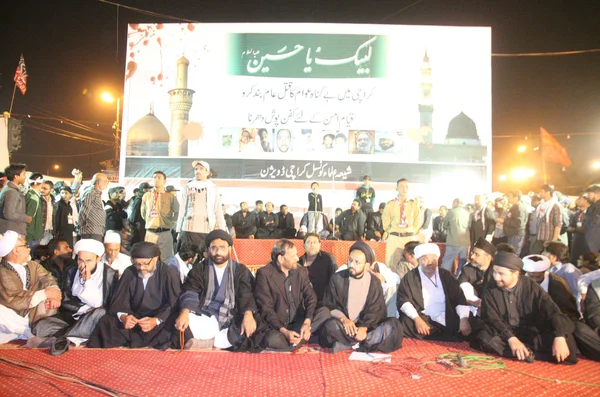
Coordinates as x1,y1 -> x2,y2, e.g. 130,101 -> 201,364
1,340 -> 600,396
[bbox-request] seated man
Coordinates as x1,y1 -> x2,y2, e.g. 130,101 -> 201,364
167,242 -> 201,284
276,205 -> 297,239
174,230 -> 266,350
41,238 -> 77,287
543,241 -> 582,296
458,238 -> 497,313
88,242 -> 181,350
297,211 -> 330,240
102,231 -> 131,278
365,203 -> 385,241
334,200 -> 367,241
255,239 -> 330,350
33,239 -> 118,355
470,251 -> 577,364
256,202 -> 281,239
389,240 -> 419,280
298,233 -> 337,304
397,243 -> 471,341
584,279 -> 600,361
523,255 -> 600,362
320,241 -> 403,353
0,231 -> 61,344
231,202 -> 257,239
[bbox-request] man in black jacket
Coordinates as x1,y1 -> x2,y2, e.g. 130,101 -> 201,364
276,204 -> 296,239
232,202 -> 257,239
40,238 -> 77,287
174,230 -> 266,351
320,241 -> 403,353
365,202 -> 385,241
255,239 -> 330,350
469,194 -> 496,245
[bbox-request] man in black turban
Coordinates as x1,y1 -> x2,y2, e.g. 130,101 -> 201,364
88,242 -> 181,350
470,251 -> 578,364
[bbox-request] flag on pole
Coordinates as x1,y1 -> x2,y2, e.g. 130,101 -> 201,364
13,55 -> 28,95
540,127 -> 571,167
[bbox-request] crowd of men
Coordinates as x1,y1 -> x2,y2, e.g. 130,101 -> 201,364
0,160 -> 599,366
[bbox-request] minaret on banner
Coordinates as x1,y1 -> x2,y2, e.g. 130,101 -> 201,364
168,56 -> 195,156
419,50 -> 434,145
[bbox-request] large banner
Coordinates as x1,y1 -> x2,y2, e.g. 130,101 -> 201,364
121,23 -> 491,211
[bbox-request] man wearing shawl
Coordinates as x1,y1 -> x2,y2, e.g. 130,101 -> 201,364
174,230 -> 266,350
470,251 -> 578,364
88,242 -> 181,350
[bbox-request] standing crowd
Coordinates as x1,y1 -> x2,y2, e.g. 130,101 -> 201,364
0,160 -> 599,366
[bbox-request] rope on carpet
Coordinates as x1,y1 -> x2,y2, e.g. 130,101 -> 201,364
363,352 -> 600,389
0,356 -> 140,397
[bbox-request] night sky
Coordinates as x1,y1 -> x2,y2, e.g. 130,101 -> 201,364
2,0 -> 599,195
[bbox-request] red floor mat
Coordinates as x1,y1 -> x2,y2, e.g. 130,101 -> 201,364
0,341 -> 599,396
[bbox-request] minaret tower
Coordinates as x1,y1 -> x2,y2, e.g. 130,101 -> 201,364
168,56 -> 195,156
419,50 -> 434,144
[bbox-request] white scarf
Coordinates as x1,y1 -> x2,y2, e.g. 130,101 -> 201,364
537,196 -> 558,222
72,262 -> 104,311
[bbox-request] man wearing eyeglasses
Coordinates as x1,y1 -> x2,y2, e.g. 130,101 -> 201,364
88,242 -> 181,350
174,230 -> 266,350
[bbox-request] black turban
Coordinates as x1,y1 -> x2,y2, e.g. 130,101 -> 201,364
473,237 -> 497,256
349,241 -> 375,265
205,229 -> 233,248
130,242 -> 161,259
493,251 -> 523,271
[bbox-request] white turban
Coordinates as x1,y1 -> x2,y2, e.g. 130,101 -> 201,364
414,243 -> 440,259
522,255 -> 551,273
0,231 -> 19,257
104,231 -> 121,244
74,239 -> 105,257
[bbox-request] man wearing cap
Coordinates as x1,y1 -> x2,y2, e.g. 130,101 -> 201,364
523,254 -> 600,361
25,172 -> 45,248
255,239 -> 330,350
0,231 -> 61,344
458,237 -> 497,312
88,242 -> 181,350
583,279 -> 600,361
32,239 -> 118,355
141,171 -> 179,261
128,182 -> 152,246
174,230 -> 266,350
177,161 -> 227,250
320,241 -> 403,353
0,163 -> 32,236
382,178 -> 420,269
470,251 -> 578,364
79,173 -> 109,241
356,175 -> 376,215
397,243 -> 471,341
365,202 -> 385,242
102,231 -> 131,278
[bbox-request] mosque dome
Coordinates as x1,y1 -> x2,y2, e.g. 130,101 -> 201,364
444,112 -> 482,146
126,113 -> 170,144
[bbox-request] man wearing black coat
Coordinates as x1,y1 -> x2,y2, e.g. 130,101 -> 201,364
365,202 -> 385,241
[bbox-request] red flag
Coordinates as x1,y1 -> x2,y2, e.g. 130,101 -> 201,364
540,127 -> 571,167
13,55 -> 27,95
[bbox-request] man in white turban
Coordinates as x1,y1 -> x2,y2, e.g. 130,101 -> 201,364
0,230 -> 61,344
32,239 -> 119,355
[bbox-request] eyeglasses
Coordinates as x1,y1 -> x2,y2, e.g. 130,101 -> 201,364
209,245 -> 229,253
133,258 -> 155,268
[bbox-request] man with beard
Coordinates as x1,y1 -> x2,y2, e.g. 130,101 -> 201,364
320,241 -> 403,353
276,204 -> 296,239
88,242 -> 181,350
41,238 -> 76,287
468,194 -> 496,246
277,129 -> 292,153
531,184 -> 562,254
127,182 -> 152,247
174,230 -> 265,350
397,243 -> 471,341
256,202 -> 281,239
255,239 -> 330,350
352,130 -> 373,154
335,200 -> 366,241
298,233 -> 338,304
470,251 -> 577,364
102,231 -> 131,278
232,202 -> 257,239
33,239 -> 118,355
584,185 -> 600,256
105,186 -> 127,233
523,255 -> 600,361
543,241 -> 581,296
432,205 -> 448,243
365,203 -> 385,241
567,196 -> 590,265
458,238 -> 497,313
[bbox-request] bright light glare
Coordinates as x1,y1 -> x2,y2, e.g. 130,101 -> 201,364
593,161 -> 600,169
511,168 -> 535,181
53,164 -> 60,169
517,145 -> 527,153
101,92 -> 116,103
499,174 -> 507,181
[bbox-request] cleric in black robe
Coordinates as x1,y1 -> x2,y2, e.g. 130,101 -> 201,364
174,230 -> 267,351
524,254 -> 600,362
397,243 -> 471,341
255,239 -> 330,350
470,251 -> 578,364
88,242 -> 181,350
458,238 -> 496,312
33,239 -> 118,355
320,241 -> 403,353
